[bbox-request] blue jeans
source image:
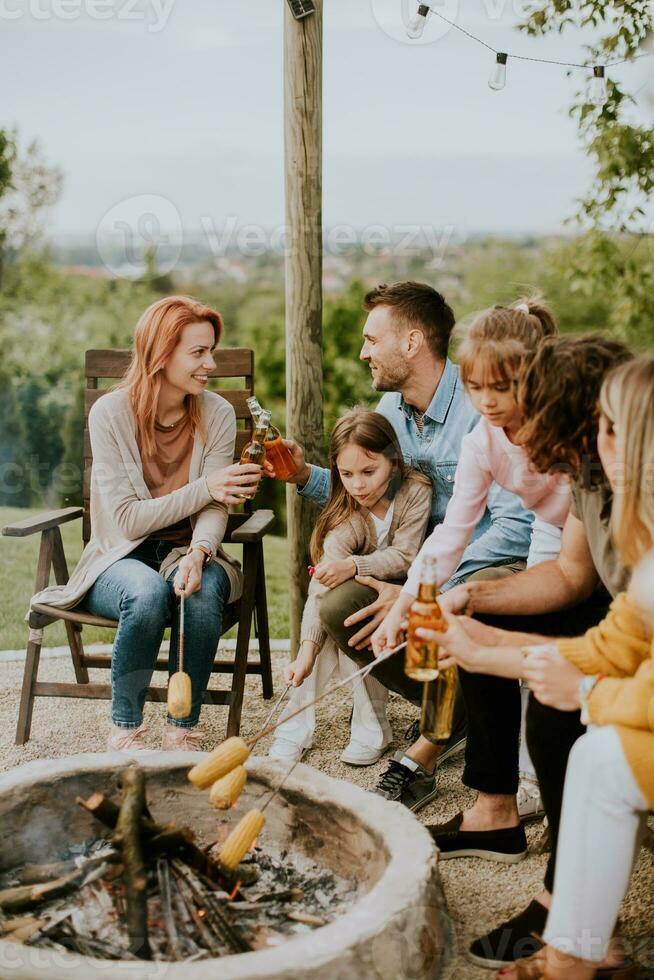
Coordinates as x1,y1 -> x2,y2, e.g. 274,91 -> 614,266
85,538 -> 230,729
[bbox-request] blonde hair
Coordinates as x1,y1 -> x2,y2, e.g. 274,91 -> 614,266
456,295 -> 557,387
117,296 -> 223,456
600,355 -> 654,567
310,408 -> 410,564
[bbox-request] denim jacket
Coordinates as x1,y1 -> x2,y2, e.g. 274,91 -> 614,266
299,359 -> 533,589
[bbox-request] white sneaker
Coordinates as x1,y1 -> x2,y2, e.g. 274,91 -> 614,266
340,737 -> 392,767
268,737 -> 307,762
517,778 -> 545,820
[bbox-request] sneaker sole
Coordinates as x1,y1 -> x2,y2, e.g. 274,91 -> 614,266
438,847 -> 527,863
466,950 -> 516,970
437,736 -> 466,766
407,784 -> 440,813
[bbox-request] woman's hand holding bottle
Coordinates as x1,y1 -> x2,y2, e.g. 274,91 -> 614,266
205,463 -> 262,505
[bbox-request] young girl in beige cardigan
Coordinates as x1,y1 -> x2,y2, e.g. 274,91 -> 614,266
269,408 -> 432,765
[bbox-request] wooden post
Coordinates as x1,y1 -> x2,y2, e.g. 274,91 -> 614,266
284,0 -> 324,655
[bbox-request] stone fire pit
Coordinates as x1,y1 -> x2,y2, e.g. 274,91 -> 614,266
0,753 -> 451,979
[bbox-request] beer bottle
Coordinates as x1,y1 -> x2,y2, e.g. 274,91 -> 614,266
420,668 -> 458,742
405,555 -> 444,681
262,413 -> 298,480
246,396 -> 263,423
240,411 -> 270,468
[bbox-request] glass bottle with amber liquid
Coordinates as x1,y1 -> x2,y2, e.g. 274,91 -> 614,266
420,667 -> 458,743
405,555 -> 445,681
246,397 -> 298,481
236,412 -> 270,500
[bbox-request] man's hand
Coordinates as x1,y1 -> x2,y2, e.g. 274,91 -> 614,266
438,583 -> 474,616
314,558 -> 356,589
344,576 -> 402,651
173,552 -> 204,597
263,438 -> 311,486
523,646 -> 584,711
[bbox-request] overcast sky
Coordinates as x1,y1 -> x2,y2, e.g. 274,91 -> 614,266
3,0 -> 652,239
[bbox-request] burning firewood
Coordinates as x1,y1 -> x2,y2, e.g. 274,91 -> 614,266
112,766 -> 151,960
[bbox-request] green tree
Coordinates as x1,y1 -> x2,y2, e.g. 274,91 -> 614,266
521,3 -> 654,344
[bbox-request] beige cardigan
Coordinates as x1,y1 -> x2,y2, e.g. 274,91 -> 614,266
300,471 -> 432,647
30,389 -> 243,614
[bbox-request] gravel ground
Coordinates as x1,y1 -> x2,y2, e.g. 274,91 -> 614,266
1,648 -> 652,979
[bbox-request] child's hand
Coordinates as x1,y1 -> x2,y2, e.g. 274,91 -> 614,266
284,642 -> 319,687
313,558 -> 356,589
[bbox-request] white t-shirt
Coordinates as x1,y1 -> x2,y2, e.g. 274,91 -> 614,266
370,501 -> 395,549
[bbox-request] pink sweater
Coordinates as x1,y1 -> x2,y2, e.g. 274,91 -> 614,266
404,418 -> 571,596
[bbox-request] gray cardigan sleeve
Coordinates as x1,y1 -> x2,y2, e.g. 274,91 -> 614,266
299,520 -> 363,647
352,481 -> 432,579
89,400 -> 214,541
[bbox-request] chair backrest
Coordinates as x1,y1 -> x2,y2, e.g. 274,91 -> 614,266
83,348 -> 255,543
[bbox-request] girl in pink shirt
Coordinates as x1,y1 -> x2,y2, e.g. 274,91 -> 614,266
375,295 -> 570,649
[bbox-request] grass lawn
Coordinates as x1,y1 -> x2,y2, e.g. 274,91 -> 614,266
0,507 -> 290,650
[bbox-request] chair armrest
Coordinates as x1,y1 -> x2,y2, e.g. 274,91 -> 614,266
228,509 -> 275,543
1,507 -> 84,538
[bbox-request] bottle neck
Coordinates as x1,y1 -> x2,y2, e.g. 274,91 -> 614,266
418,581 -> 439,602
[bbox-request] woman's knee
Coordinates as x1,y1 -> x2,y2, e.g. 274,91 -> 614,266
185,564 -> 230,617
121,573 -> 170,619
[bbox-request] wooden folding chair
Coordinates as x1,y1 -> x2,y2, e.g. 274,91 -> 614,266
2,347 -> 275,745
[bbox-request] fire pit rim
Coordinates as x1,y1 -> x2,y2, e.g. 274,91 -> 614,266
0,751 -> 441,980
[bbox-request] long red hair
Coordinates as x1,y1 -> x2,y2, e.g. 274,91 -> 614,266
117,295 -> 224,456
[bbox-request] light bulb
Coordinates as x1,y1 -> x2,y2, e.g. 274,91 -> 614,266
590,66 -> 608,107
407,3 -> 429,40
489,52 -> 508,91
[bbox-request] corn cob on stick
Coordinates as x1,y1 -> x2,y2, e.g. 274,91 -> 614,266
167,671 -> 192,720
217,809 -> 265,871
209,766 -> 248,810
168,590 -> 192,719
188,737 -> 250,789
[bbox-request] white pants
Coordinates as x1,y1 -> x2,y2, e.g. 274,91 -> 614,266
544,725 -> 649,963
273,639 -> 392,750
520,519 -> 564,782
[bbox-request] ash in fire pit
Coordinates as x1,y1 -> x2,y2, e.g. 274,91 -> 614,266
0,766 -> 358,962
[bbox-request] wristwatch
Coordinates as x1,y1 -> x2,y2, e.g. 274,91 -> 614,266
188,544 -> 213,567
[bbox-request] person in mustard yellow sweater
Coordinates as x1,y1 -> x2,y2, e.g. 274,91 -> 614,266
422,355 -> 654,980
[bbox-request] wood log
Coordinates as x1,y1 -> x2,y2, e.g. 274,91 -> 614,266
112,766 -> 151,960
76,792 -> 230,887
0,870 -> 82,914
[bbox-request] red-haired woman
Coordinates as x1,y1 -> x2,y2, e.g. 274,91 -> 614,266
31,296 -> 262,751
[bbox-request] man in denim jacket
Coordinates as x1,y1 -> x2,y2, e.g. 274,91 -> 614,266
280,281 -> 533,809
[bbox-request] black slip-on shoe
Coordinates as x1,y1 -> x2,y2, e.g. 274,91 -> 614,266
466,899 -> 547,969
428,811 -> 528,863
373,752 -> 439,812
468,900 -> 547,970
404,718 -> 467,766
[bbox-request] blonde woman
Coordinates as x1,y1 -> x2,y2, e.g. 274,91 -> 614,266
429,356 -> 654,980
31,296 -> 262,751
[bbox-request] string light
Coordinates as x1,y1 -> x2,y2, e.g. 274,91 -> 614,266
590,65 -> 608,106
406,3 -> 429,40
489,52 -> 508,92
403,1 -> 652,107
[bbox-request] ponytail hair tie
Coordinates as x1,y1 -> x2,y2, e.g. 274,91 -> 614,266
515,303 -> 530,315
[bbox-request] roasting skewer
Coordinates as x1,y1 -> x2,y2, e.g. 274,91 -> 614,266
188,642 -> 406,792
168,590 -> 193,720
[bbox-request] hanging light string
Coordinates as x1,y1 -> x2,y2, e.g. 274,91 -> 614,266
406,3 -> 652,102
409,4 -> 652,70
